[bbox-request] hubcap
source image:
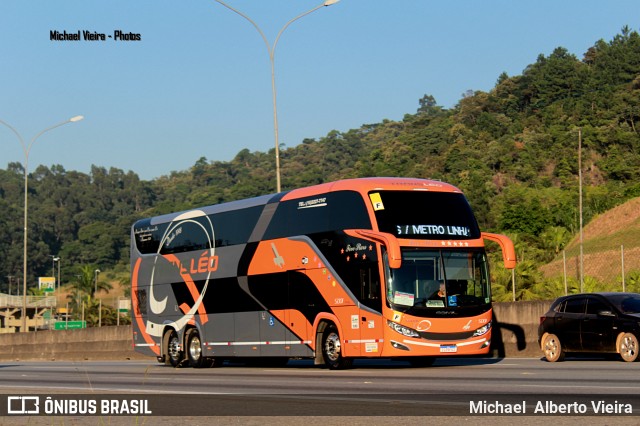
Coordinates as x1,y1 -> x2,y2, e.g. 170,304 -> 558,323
621,336 -> 636,359
168,336 -> 181,359
324,332 -> 341,362
544,337 -> 558,359
189,335 -> 202,361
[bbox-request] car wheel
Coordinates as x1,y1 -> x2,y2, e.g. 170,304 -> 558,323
542,333 -> 565,362
618,332 -> 639,362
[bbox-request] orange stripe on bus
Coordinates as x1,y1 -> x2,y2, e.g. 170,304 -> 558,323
131,258 -> 160,355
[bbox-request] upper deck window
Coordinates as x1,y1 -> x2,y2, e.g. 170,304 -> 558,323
263,190 -> 371,239
133,206 -> 264,254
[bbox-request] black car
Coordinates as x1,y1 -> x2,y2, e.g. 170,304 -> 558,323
538,292 -> 640,362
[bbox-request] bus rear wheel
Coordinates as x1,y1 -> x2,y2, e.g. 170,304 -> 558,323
186,328 -> 206,368
164,329 -> 184,368
321,324 -> 352,370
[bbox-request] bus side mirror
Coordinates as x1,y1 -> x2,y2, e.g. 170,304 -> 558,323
482,232 -> 517,269
345,229 -> 402,269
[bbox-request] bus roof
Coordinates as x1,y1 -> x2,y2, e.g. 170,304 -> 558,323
135,177 -> 462,227
281,177 -> 461,201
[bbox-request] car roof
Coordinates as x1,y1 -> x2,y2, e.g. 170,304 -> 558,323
557,292 -> 639,299
549,292 -> 640,308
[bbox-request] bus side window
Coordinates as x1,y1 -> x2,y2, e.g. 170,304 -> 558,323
135,289 -> 147,316
360,267 -> 382,313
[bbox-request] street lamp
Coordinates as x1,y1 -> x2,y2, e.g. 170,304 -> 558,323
213,0 -> 340,193
48,254 -> 60,292
0,115 -> 84,332
56,257 -> 61,293
50,256 -> 61,292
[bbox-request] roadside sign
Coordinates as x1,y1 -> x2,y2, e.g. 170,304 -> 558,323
118,298 -> 131,313
54,321 -> 86,330
39,277 -> 55,292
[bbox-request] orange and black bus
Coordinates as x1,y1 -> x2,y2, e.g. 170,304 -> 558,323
131,177 -> 515,369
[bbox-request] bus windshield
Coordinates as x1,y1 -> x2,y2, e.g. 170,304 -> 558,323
385,248 -> 491,313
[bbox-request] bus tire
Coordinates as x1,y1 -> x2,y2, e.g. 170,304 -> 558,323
321,324 -> 352,370
186,328 -> 206,368
164,328 -> 184,368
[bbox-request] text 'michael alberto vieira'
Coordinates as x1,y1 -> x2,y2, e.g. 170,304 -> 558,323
469,399 -> 633,415
50,30 -> 141,41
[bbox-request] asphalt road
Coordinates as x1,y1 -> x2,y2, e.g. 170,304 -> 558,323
1,356 -> 639,425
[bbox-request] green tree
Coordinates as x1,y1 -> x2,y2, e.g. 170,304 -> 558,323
540,226 -> 571,259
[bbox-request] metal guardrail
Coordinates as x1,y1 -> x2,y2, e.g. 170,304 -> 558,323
0,293 -> 57,308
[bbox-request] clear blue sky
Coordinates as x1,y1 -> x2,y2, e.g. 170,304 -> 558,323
1,0 -> 637,181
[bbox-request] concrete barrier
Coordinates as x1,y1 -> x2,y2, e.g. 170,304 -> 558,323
0,301 -> 553,361
492,300 -> 550,358
0,325 -> 146,362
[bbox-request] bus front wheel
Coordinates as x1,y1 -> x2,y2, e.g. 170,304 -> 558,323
321,324 -> 352,370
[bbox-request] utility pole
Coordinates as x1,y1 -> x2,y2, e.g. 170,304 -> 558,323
578,128 -> 584,293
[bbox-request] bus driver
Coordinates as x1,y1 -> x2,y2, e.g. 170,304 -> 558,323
431,281 -> 446,299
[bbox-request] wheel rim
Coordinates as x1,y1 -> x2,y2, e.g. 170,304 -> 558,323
544,336 -> 559,360
621,335 -> 637,360
189,334 -> 202,361
324,332 -> 341,362
168,335 -> 181,360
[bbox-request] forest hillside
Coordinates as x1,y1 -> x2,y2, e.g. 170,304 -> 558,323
1,26 -> 639,304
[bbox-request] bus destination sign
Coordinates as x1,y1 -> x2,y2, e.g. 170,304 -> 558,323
396,224 -> 471,238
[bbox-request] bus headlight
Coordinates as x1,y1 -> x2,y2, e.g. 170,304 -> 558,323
386,320 -> 420,338
472,321 -> 492,337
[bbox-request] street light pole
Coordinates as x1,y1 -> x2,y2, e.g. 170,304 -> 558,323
578,128 -> 584,293
56,257 -> 61,293
0,115 -> 84,332
49,255 -> 57,281
213,0 -> 340,193
50,256 -> 60,292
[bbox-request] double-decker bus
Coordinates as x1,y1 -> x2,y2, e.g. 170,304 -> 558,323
131,177 -> 515,369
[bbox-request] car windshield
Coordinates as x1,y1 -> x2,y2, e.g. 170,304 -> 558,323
385,248 -> 490,314
614,294 -> 640,314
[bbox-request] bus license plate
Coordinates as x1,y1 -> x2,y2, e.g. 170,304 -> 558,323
440,345 -> 457,353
